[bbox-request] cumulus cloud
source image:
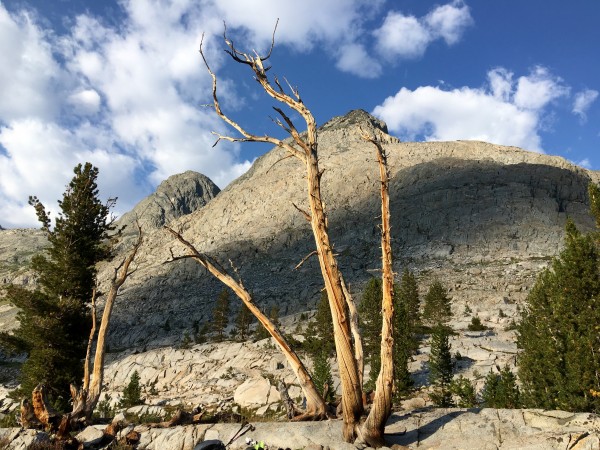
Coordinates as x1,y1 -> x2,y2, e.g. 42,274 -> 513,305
372,66 -> 568,152
373,0 -> 472,60
336,43 -> 382,79
1,0 -> 399,228
572,89 -> 599,122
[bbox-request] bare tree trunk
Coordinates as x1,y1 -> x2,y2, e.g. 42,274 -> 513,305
83,288 -> 97,392
69,226 -> 143,424
199,27 -> 364,440
165,226 -> 327,420
360,132 -> 395,447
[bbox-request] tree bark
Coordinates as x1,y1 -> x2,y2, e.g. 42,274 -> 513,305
360,132 -> 395,447
165,226 -> 327,420
70,226 -> 143,423
199,29 -> 364,440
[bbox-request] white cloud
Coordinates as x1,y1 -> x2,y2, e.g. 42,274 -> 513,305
572,89 -> 599,122
336,43 -> 382,79
513,66 -> 569,110
425,0 -> 474,45
574,158 -> 592,169
0,6 -> 63,122
373,0 -> 472,60
372,66 -> 568,152
68,89 -> 102,115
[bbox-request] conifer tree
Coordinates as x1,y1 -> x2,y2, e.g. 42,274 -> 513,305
234,303 -> 253,341
304,290 -> 335,357
481,365 -> 521,408
120,370 -> 143,408
311,350 -> 335,403
212,288 -> 231,341
393,269 -> 420,398
422,280 -> 452,326
0,163 -> 114,409
517,212 -> 600,413
359,278 -> 383,390
429,324 -> 454,407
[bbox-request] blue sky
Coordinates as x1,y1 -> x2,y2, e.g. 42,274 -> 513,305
1,0 -> 598,228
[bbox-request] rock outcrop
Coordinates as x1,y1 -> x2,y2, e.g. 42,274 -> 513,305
93,109 -> 598,348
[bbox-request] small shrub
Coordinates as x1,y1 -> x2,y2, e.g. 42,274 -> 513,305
499,309 -> 507,318
463,304 -> 472,316
467,316 -> 488,331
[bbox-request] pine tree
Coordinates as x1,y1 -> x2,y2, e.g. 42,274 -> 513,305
429,324 -> 454,407
359,278 -> 383,390
481,366 -> 521,408
304,290 -> 335,358
311,350 -> 335,403
517,214 -> 600,413
212,289 -> 231,341
393,269 -> 420,399
120,370 -> 143,408
450,376 -> 477,408
0,163 -> 114,409
233,303 -> 253,341
422,280 -> 452,326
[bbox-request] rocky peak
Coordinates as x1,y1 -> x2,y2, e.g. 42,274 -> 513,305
317,109 -> 399,148
116,171 -> 220,235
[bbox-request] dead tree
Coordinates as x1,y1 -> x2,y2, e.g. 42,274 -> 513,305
199,26 -> 365,441
70,224 -> 143,424
360,131 -> 395,446
164,226 -> 327,420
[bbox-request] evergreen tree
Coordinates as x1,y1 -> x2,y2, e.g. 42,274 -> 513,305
359,278 -> 383,390
0,163 -> 114,408
233,303 -> 253,341
429,324 -> 454,407
422,280 -> 452,326
304,290 -> 335,357
517,215 -> 600,413
212,289 -> 231,341
120,370 -> 143,408
481,366 -> 521,408
311,349 -> 335,403
393,269 -> 420,399
450,376 -> 477,408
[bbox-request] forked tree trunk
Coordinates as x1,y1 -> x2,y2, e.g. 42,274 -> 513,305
199,28 -> 364,440
360,133 -> 395,447
165,226 -> 327,420
72,227 -> 143,423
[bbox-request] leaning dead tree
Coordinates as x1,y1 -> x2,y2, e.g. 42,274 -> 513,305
22,225 -> 143,434
199,25 -> 396,446
164,226 -> 328,420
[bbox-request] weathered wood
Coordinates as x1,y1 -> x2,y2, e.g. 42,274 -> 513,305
199,26 -> 364,440
32,384 -> 61,431
165,226 -> 327,420
19,398 -> 41,429
360,131 -> 395,447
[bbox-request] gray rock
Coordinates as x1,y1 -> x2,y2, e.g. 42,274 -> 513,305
75,426 -> 105,447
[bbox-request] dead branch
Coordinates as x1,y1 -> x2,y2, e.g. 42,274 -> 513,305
294,251 -> 318,270
164,225 -> 327,419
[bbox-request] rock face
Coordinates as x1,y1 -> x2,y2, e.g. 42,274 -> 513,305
116,170 -> 220,237
95,109 -> 599,348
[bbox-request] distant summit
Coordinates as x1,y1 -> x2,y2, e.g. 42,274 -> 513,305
116,170 -> 220,234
